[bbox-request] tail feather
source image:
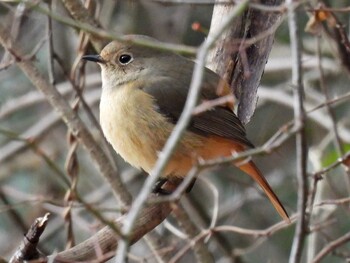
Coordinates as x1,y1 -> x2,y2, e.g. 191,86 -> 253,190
238,161 -> 290,223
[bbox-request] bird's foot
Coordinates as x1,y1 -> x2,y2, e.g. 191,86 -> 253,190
152,177 -> 198,195
152,178 -> 171,195
185,178 -> 197,193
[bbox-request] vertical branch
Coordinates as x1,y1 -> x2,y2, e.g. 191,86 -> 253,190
171,203 -> 214,263
60,0 -> 104,51
316,36 -> 350,192
307,28 -> 350,262
46,0 -> 55,85
63,133 -> 79,248
62,0 -> 98,248
60,0 -> 125,197
207,0 -> 283,124
287,1 -> 309,263
2,2 -> 26,63
143,232 -> 172,263
307,149 -> 324,262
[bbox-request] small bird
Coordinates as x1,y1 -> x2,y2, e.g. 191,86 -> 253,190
83,36 -> 289,222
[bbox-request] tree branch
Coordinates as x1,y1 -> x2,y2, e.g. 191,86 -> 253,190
311,231 -> 350,263
207,0 -> 284,124
287,1 -> 309,263
9,213 -> 49,263
0,22 -> 132,208
53,201 -> 171,262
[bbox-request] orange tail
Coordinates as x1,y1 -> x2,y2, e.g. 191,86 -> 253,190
238,161 -> 290,223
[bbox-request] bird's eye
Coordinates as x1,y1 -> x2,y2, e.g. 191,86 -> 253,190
118,54 -> 133,65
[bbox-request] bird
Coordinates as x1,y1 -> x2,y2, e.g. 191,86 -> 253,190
82,35 -> 290,222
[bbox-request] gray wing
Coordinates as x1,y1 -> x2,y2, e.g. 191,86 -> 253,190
142,67 -> 254,148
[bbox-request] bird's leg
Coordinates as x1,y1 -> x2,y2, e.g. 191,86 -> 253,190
152,177 -> 197,195
185,178 -> 197,193
152,178 -> 171,195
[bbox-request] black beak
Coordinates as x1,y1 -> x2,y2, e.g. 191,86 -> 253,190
82,55 -> 106,64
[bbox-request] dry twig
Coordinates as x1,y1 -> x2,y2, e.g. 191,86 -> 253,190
287,1 -> 309,262
9,213 -> 50,263
0,23 -> 132,208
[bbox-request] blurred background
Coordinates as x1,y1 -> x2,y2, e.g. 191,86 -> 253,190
0,0 -> 350,262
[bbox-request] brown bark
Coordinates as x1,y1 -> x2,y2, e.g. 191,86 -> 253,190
207,0 -> 283,124
54,202 -> 171,262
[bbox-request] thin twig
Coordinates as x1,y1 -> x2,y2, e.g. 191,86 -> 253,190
316,35 -> 350,192
9,213 -> 50,263
46,0 -> 55,85
0,189 -> 28,234
0,23 -> 132,208
313,150 -> 350,176
306,146 -> 324,263
143,232 -> 173,263
306,32 -> 347,262
1,1 -> 26,63
61,0 -> 103,51
12,0 -> 197,55
171,203 -> 214,263
315,196 -> 350,206
52,201 -> 172,262
0,73 -> 101,120
152,0 -> 287,13
0,128 -> 70,187
287,1 -> 309,263
62,2 -> 99,247
0,89 -> 101,164
311,231 -> 350,263
258,86 -> 350,142
169,215 -> 294,263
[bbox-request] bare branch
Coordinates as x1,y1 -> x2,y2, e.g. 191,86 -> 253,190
0,23 -> 132,208
315,35 -> 350,190
53,202 -> 171,262
60,0 -> 104,51
171,203 -> 214,263
8,0 -> 197,55
10,213 -> 50,263
311,231 -> 350,263
287,1 -> 309,262
207,0 -> 284,124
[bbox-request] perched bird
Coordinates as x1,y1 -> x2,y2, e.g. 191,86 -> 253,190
83,36 -> 289,222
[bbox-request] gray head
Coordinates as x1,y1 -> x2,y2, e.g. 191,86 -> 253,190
82,35 -> 185,88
